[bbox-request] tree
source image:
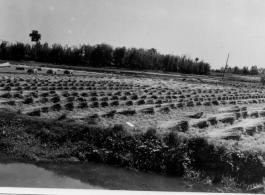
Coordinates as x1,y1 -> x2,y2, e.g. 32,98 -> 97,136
29,30 -> 41,44
29,30 -> 41,60
113,47 -> 126,67
233,66 -> 240,74
90,43 -> 113,67
242,66 -> 249,75
250,65 -> 258,75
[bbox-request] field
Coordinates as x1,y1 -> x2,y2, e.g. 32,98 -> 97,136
1,65 -> 265,154
0,64 -> 265,191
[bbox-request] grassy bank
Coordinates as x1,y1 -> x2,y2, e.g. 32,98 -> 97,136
0,108 -> 264,190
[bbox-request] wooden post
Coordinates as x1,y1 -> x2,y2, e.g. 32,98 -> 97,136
222,53 -> 230,80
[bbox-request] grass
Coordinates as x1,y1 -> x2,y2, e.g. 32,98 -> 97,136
0,108 -> 263,192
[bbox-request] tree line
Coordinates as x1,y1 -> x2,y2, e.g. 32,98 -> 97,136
0,40 -> 211,75
213,65 -> 260,76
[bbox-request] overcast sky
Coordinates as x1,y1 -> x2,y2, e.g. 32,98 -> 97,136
1,0 -> 265,69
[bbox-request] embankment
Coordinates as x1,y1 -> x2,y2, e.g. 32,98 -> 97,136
0,108 -> 264,189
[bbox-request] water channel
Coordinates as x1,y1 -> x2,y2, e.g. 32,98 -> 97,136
0,152 -> 221,192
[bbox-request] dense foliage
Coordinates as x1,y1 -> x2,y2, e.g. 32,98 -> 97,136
0,40 -> 211,75
0,109 -> 263,186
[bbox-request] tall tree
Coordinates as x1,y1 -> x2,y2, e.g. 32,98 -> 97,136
250,65 -> 258,75
113,47 -> 126,67
233,66 -> 240,74
29,30 -> 41,60
242,66 -> 249,75
29,30 -> 41,44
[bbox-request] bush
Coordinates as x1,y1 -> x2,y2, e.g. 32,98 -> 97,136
145,127 -> 158,137
0,109 -> 264,187
85,116 -> 101,125
111,124 -> 127,135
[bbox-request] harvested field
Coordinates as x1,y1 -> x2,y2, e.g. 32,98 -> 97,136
1,70 -> 265,150
1,69 -> 265,190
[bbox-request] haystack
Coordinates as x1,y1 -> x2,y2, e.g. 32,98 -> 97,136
157,120 -> 189,132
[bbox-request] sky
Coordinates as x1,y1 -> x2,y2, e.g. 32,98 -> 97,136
1,0 -> 265,69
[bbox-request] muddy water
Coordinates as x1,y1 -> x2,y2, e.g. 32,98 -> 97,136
0,153 -> 216,192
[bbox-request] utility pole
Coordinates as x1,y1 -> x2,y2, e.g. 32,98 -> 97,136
222,53 -> 230,80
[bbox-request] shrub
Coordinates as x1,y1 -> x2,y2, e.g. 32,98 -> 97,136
111,124 -> 127,135
144,127 -> 159,139
84,114 -> 101,125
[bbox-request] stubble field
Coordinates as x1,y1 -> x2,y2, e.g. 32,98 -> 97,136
1,66 -> 265,157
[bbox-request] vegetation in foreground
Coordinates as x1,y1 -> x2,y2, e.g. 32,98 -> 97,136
0,108 -> 264,193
